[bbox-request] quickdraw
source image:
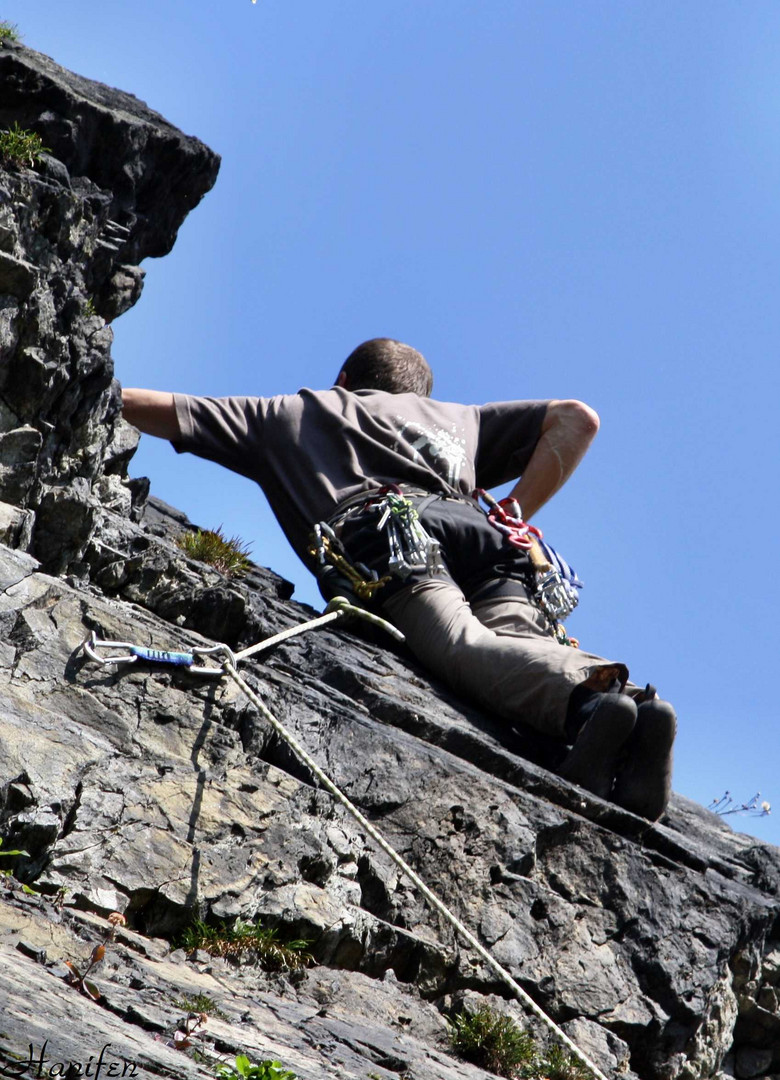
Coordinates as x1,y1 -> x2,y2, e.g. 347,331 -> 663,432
532,538 -> 582,627
82,632 -> 232,676
309,522 -> 392,601
369,487 -> 443,579
82,599 -> 405,679
310,485 -> 444,599
474,489 -> 582,644
474,489 -> 542,551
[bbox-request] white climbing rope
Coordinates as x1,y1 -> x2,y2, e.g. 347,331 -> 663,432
83,597 -> 405,677
233,595 -> 406,663
232,615 -> 609,1078
81,597 -> 608,1080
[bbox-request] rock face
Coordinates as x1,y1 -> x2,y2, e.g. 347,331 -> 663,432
1,39 -> 780,1080
0,38 -> 219,574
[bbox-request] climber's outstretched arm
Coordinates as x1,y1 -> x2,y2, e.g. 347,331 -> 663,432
509,399 -> 599,520
121,388 -> 180,441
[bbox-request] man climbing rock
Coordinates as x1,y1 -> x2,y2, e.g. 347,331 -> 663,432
122,337 -> 676,820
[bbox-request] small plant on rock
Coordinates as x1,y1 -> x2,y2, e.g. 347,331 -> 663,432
0,122 -> 49,169
178,917 -> 313,972
0,21 -> 20,42
176,526 -> 252,578
0,836 -> 28,865
216,1054 -> 297,1080
0,837 -> 36,894
64,911 -> 127,1002
709,791 -> 771,818
536,1043 -> 591,1080
448,1005 -> 537,1078
174,992 -> 227,1020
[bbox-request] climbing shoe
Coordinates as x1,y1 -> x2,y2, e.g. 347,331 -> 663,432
612,698 -> 677,821
559,690 -> 638,799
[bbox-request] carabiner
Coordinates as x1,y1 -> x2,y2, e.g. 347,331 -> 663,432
81,633 -> 233,677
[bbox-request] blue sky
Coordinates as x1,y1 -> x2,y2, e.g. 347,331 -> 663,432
6,1 -> 778,845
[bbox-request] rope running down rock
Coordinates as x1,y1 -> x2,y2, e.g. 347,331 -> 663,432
220,601 -> 609,1080
83,596 -> 608,1080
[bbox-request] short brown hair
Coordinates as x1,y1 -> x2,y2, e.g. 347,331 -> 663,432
338,338 -> 433,396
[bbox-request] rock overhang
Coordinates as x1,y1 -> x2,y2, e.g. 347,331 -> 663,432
0,39 -> 220,263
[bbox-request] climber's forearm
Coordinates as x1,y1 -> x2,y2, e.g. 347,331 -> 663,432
121,388 -> 180,441
509,399 -> 599,519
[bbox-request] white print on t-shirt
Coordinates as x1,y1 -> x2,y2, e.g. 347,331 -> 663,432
394,416 -> 468,486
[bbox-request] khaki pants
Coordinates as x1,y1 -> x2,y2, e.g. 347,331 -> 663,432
383,577 -> 628,740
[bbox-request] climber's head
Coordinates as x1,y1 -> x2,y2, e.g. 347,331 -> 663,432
336,338 -> 433,397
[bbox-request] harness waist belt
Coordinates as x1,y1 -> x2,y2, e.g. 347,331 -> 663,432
326,484 -> 481,527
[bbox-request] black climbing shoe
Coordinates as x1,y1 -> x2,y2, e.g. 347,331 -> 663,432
612,698 -> 677,821
559,691 -> 638,799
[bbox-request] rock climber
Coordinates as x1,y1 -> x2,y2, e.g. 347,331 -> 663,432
121,337 -> 676,820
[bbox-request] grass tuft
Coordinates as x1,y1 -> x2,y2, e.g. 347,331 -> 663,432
176,526 -> 252,577
448,1005 -> 594,1079
536,1044 -> 592,1080
448,1006 -> 536,1078
177,917 -> 313,972
0,122 -> 49,168
0,21 -> 19,43
173,992 -> 227,1020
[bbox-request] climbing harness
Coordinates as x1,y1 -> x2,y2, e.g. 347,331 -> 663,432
314,484 -> 584,647
80,598 -> 608,1080
310,485 -> 444,601
474,489 -> 582,646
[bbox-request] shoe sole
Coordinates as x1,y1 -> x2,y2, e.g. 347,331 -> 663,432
612,700 -> 677,820
559,695 -> 638,799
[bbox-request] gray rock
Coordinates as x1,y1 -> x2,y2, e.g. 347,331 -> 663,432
0,249 -> 37,297
99,263 -> 145,322
0,43 -> 220,263
0,426 -> 42,506
735,1046 -> 774,1078
0,500 -> 34,550
0,537 -> 776,1079
0,295 -> 19,362
0,45 -> 218,578
561,1017 -> 633,1076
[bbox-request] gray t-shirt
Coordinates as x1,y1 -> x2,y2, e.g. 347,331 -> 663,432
173,388 -> 548,571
